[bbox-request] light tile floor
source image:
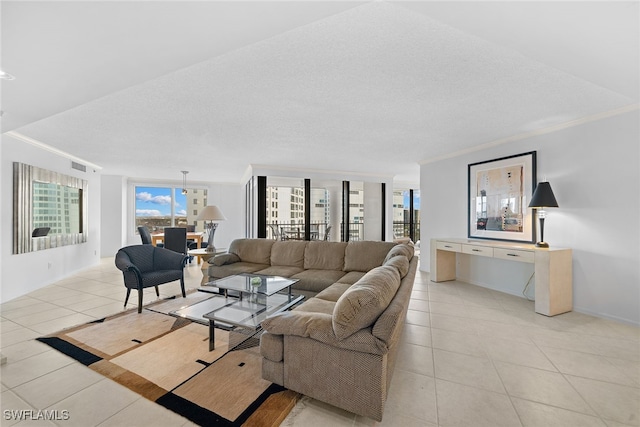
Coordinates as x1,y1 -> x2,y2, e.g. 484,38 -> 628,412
1,257 -> 639,426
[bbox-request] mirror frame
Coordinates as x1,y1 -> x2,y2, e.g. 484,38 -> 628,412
13,162 -> 88,254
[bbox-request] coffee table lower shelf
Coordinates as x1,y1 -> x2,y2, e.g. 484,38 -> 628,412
170,292 -> 303,351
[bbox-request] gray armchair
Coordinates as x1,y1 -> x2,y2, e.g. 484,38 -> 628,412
115,245 -> 188,313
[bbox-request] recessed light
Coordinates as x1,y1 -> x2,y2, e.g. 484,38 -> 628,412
0,70 -> 15,80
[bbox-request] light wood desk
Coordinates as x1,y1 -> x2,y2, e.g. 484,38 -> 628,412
430,238 -> 572,316
151,232 -> 204,248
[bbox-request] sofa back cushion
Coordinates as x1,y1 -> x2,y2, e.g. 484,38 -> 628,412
344,241 -> 397,272
271,241 -> 307,268
332,265 -> 401,340
383,243 -> 414,263
229,239 -> 275,265
304,241 -> 347,271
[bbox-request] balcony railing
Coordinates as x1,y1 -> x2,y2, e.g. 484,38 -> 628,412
393,221 -> 420,242
267,222 -> 329,241
265,221 -> 418,242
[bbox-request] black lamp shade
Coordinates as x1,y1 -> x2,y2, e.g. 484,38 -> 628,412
528,182 -> 559,208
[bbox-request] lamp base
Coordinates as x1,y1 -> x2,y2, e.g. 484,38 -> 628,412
535,241 -> 549,248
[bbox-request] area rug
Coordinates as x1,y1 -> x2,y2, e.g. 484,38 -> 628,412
36,294 -> 300,427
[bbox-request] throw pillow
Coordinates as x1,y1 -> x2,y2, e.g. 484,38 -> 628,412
332,265 -> 401,340
384,255 -> 410,277
383,243 -> 414,263
211,253 -> 240,266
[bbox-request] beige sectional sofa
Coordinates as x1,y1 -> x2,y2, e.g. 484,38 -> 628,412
208,238 -> 418,421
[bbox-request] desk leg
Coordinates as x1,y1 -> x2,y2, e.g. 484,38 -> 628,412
209,320 -> 215,351
430,249 -> 457,282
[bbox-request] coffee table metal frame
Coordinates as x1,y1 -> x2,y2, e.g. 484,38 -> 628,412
173,274 -> 302,351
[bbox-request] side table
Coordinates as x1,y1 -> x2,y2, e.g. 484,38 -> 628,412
188,248 -> 226,265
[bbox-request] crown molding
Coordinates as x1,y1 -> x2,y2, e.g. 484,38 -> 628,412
4,131 -> 103,171
420,103 -> 640,165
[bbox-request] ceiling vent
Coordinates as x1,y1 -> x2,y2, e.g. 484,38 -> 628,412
71,161 -> 87,172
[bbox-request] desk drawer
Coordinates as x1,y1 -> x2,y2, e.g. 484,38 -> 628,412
494,248 -> 535,263
436,241 -> 461,252
462,244 -> 494,257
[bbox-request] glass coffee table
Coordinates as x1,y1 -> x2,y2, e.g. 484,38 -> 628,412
171,274 -> 303,351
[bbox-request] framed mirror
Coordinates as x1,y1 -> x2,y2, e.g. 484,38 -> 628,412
13,162 -> 88,254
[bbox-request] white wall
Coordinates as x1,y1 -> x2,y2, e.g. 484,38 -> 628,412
101,175 -> 127,257
363,181 -> 383,241
1,134 -> 102,303
421,110 -> 640,325
204,182 -> 245,250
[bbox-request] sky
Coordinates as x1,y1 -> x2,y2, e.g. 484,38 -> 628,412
135,186 -> 418,218
403,190 -> 421,211
135,187 -> 187,217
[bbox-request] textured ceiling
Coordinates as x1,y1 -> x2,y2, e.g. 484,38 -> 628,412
2,1 -> 638,184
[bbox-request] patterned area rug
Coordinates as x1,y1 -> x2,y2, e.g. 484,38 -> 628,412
37,295 -> 299,427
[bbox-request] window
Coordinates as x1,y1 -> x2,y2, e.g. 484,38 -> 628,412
393,189 -> 420,241
135,186 -> 208,232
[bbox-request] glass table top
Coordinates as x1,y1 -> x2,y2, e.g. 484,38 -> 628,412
202,273 -> 299,297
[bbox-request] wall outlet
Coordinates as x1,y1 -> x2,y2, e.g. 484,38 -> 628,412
48,262 -> 52,269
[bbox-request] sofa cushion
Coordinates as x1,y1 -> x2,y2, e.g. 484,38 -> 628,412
337,271 -> 366,285
332,265 -> 401,340
211,253 -> 240,266
384,255 -> 410,278
344,241 -> 397,272
303,241 -> 347,271
383,243 -> 414,263
291,269 -> 347,293
207,262 -> 270,279
293,297 -> 336,315
271,241 -> 307,268
255,266 -> 304,278
229,238 -> 275,265
315,283 -> 352,302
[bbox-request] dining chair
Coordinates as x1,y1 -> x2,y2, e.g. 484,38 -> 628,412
268,224 -> 282,240
323,225 -> 332,241
138,226 -> 153,244
163,227 -> 187,254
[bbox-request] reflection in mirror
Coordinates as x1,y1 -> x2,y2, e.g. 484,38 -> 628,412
13,162 -> 88,254
33,182 -> 82,234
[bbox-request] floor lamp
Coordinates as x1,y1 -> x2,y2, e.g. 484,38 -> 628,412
197,206 -> 226,252
528,182 -> 559,248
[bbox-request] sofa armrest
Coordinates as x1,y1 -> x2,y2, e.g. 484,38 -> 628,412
211,253 -> 241,266
261,311 -> 388,355
262,311 -> 333,336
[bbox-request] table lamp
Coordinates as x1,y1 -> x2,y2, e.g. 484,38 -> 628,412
528,182 -> 559,248
197,205 -> 226,252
